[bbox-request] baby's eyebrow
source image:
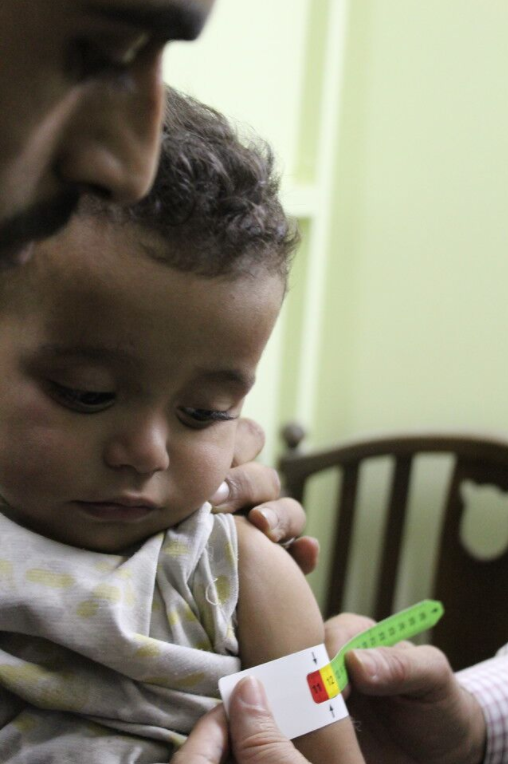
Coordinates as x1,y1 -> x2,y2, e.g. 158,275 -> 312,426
37,347 -> 255,391
195,369 -> 255,394
38,344 -> 136,367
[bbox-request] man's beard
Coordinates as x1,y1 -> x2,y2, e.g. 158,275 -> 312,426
0,189 -> 80,268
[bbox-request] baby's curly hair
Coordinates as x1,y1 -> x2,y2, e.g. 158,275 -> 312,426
83,87 -> 299,281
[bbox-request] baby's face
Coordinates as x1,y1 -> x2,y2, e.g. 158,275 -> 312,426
0,215 -> 283,552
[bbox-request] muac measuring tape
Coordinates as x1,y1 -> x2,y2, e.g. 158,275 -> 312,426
306,599 -> 444,703
219,599 -> 444,740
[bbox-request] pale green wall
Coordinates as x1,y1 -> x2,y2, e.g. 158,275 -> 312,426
316,0 -> 508,441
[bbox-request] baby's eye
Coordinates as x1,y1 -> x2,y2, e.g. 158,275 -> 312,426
178,407 -> 237,429
48,382 -> 116,414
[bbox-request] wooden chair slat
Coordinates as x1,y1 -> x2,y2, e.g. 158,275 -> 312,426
279,428 -> 508,669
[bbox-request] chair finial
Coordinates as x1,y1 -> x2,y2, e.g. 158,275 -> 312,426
281,422 -> 306,451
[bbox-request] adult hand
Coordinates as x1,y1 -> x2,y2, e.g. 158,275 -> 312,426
325,613 -> 486,764
173,677 -> 312,764
171,704 -> 229,764
209,418 -> 319,574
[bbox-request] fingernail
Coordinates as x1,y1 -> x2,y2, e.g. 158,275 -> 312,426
258,507 -> 278,533
352,649 -> 380,680
236,677 -> 267,710
210,481 -> 230,506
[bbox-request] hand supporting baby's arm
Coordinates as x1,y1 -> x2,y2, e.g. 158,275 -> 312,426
210,417 -> 319,574
234,518 -> 365,764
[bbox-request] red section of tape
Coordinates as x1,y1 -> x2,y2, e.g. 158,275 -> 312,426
307,670 -> 329,704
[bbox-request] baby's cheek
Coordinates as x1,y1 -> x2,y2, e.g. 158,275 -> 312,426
0,417 -> 78,498
177,437 -> 236,505
0,443 -> 46,493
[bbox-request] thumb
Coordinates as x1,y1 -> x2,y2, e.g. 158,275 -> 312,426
171,704 -> 229,764
229,677 -> 309,764
346,644 -> 453,699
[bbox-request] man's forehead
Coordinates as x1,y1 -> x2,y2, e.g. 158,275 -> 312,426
81,0 -> 215,40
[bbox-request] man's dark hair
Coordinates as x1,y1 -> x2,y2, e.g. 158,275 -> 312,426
82,87 -> 299,280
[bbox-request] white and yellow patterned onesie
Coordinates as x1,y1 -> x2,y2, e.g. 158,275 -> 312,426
0,503 -> 240,762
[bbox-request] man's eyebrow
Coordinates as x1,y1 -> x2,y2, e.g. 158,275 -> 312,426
83,0 -> 211,41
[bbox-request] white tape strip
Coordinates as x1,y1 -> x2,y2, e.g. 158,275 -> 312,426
219,644 -> 348,740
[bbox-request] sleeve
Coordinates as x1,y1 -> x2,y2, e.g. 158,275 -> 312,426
457,646 -> 508,764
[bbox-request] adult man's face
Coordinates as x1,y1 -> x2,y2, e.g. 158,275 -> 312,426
0,0 -> 215,267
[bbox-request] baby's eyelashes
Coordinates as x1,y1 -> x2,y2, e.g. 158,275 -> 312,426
47,381 -> 116,414
177,406 -> 238,429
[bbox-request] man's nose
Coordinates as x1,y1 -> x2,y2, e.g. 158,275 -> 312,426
104,417 -> 170,476
57,50 -> 165,205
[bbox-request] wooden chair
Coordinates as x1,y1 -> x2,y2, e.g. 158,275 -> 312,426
279,426 -> 508,670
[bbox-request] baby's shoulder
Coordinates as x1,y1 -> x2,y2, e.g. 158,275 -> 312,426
234,516 -> 325,667
233,514 -> 288,573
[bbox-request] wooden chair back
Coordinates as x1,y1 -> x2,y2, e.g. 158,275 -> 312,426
279,427 -> 508,670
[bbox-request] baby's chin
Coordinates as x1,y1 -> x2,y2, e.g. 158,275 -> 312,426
0,512 -> 155,555
54,525 -> 164,555
0,497 -> 203,553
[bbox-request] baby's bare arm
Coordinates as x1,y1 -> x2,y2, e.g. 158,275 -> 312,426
235,517 -> 365,764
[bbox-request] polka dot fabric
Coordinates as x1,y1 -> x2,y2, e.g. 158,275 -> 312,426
0,504 -> 240,762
